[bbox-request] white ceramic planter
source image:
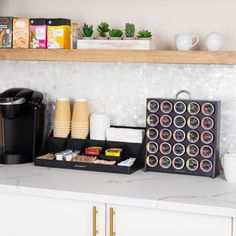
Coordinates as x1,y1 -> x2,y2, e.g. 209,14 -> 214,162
109,37 -> 121,40
138,37 -> 152,40
77,39 -> 155,50
125,37 -> 135,40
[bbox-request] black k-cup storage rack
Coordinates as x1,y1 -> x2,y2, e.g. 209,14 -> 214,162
35,127 -> 145,174
144,93 -> 221,178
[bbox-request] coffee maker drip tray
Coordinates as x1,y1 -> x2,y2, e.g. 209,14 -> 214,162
0,153 -> 32,164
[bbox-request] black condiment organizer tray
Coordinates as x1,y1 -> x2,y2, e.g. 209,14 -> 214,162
35,127 -> 145,174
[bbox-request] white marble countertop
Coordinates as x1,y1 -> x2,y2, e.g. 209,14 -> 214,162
0,163 -> 236,217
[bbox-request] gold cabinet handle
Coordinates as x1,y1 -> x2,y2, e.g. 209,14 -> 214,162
92,206 -> 98,236
110,207 -> 116,236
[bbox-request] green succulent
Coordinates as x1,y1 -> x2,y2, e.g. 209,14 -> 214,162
97,22 -> 110,37
82,23 -> 93,37
109,28 -> 123,38
137,30 -> 152,39
125,23 -> 135,38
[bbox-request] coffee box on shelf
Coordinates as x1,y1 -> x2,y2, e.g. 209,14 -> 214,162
29,18 -> 47,49
0,17 -> 13,48
47,18 -> 71,49
13,18 -> 29,48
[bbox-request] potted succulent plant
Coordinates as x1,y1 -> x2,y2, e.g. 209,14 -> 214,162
125,23 -> 135,39
137,30 -> 152,40
109,28 -> 123,40
82,23 -> 94,38
97,22 -> 110,39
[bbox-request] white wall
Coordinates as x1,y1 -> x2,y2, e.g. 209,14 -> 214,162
0,0 -> 235,50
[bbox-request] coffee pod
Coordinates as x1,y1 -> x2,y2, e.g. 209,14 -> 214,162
146,155 -> 158,167
147,100 -> 159,113
188,102 -> 200,115
160,142 -> 172,155
146,128 -> 159,140
201,117 -> 214,130
200,145 -> 213,158
187,144 -> 199,157
173,129 -> 185,142
160,129 -> 172,141
186,158 -> 199,171
187,116 -> 200,129
159,156 -> 171,169
187,130 -> 199,143
202,103 -> 215,116
174,115 -> 186,128
160,101 -> 172,113
200,159 -> 213,172
173,143 -> 185,156
172,157 -> 185,170
201,131 -> 214,144
160,115 -> 172,127
147,114 -> 159,127
174,101 -> 186,114
146,141 -> 158,154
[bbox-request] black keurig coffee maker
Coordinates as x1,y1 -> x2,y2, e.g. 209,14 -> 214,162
0,88 -> 45,164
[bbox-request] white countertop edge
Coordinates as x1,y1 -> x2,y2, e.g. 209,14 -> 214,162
157,200 -> 236,218
0,184 -> 235,218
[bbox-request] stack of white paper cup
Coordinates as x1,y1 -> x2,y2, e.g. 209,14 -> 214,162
90,113 -> 110,140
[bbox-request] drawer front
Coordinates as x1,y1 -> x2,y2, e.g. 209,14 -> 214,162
107,204 -> 232,236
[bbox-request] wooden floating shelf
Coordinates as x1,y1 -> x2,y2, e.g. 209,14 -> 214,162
1,49 -> 236,64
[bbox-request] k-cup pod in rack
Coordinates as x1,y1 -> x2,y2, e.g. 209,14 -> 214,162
146,155 -> 158,167
160,129 -> 172,141
159,156 -> 171,169
71,99 -> 90,139
53,98 -> 71,138
90,113 -> 110,140
146,128 -> 159,140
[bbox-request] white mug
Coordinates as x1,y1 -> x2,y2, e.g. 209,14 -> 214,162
175,34 -> 199,51
221,153 -> 236,183
205,32 -> 223,51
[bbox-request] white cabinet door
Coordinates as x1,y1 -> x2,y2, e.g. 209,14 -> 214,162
0,193 -> 105,236
107,204 -> 232,236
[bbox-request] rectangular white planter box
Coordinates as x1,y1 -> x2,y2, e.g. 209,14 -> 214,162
77,39 -> 155,50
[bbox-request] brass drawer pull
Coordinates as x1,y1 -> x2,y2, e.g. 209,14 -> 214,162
110,207 -> 116,236
92,206 -> 98,236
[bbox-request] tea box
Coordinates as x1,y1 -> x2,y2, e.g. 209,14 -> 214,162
29,18 -> 47,49
0,17 -> 13,48
47,18 -> 71,49
13,18 -> 29,48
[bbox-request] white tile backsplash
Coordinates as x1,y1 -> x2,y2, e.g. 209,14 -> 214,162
1,60 -> 236,153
